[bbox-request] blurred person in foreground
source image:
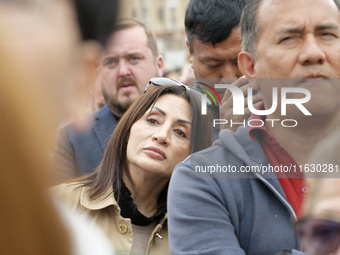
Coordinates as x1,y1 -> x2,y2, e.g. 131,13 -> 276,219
84,71 -> 106,115
296,129 -> 340,255
50,18 -> 164,183
168,0 -> 340,254
52,81 -> 213,255
184,0 -> 262,132
0,0 -> 119,254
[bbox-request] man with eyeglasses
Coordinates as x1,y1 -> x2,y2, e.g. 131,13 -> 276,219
168,0 -> 340,254
51,18 -> 163,183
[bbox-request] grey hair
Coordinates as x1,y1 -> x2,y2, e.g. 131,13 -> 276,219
240,0 -> 262,59
240,0 -> 340,59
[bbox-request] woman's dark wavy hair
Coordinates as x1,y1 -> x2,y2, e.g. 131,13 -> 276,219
80,85 -> 213,201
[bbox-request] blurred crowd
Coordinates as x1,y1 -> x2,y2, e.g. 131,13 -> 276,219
1,0 -> 340,255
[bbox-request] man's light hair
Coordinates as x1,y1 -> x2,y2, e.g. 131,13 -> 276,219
114,18 -> 159,60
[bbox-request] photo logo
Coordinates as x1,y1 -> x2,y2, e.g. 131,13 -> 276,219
198,81 -> 312,128
214,84 -> 311,116
196,82 -> 222,115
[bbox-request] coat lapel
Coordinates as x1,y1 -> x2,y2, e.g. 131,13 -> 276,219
92,105 -> 118,155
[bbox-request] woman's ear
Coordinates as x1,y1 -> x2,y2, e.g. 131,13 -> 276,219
238,51 -> 256,78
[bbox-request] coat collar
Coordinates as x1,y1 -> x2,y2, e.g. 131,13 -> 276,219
80,185 -> 119,210
79,185 -> 168,227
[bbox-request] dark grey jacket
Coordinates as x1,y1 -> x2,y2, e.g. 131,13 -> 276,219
168,126 -> 305,255
50,105 -> 118,182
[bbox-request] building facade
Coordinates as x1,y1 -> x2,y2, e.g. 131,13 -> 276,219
120,0 -> 190,72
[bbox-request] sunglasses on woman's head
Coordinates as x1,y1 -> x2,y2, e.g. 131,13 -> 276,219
143,77 -> 191,94
144,77 -> 211,105
295,217 -> 340,255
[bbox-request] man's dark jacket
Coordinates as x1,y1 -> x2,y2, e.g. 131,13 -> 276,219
50,105 -> 118,182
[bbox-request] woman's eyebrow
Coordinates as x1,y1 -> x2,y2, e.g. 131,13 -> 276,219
178,119 -> 191,124
154,107 -> 191,124
154,107 -> 166,116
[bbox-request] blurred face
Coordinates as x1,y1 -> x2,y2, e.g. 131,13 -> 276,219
298,178 -> 340,255
126,94 -> 191,179
250,0 -> 340,118
0,0 -> 85,123
188,27 -> 243,79
0,0 -> 79,88
100,26 -> 163,114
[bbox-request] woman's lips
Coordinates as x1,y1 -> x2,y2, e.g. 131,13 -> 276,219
143,147 -> 166,160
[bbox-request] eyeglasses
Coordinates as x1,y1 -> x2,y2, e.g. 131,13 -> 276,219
295,217 -> 340,255
143,77 -> 192,94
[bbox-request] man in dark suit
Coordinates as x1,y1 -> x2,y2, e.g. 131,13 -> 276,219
51,18 -> 164,183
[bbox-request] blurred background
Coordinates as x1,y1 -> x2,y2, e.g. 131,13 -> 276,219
119,0 -> 190,74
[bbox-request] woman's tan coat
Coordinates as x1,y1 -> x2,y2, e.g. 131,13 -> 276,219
52,182 -> 169,255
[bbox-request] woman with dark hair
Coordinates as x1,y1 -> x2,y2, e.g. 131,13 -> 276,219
53,79 -> 213,255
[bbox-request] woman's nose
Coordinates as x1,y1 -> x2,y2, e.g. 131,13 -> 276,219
151,126 -> 170,146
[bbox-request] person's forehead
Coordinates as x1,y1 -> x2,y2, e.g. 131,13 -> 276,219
308,178 -> 340,216
192,29 -> 242,60
107,26 -> 148,48
154,94 -> 188,107
258,0 -> 338,9
103,26 -> 150,56
149,94 -> 190,119
257,0 -> 340,28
